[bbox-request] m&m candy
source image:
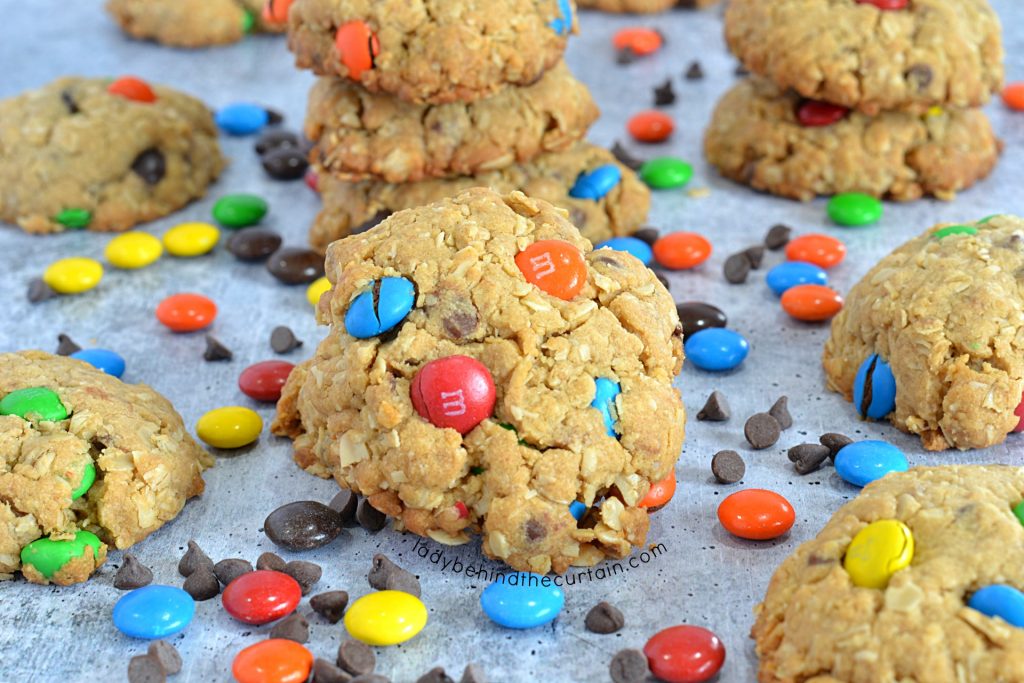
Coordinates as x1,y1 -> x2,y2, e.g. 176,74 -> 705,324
515,240 -> 587,300
336,21 -> 380,80
834,440 -> 908,488
717,489 -> 795,540
570,164 -> 622,201
233,639 -> 312,683
785,234 -> 846,269
854,354 -> 896,420
196,406 -> 263,449
968,585 -> 1024,627
796,100 -> 849,127
639,471 -> 677,510
222,570 -> 302,625
344,277 -> 416,339
652,233 -> 711,270
766,261 -> 828,296
105,232 -> 163,269
344,590 -> 428,645
113,585 -> 195,639
70,349 -> 126,378
163,222 -> 219,257
843,520 -> 914,589
612,27 -> 662,56
480,573 -> 564,629
156,293 -> 217,332
108,76 -> 156,103
43,258 -> 103,294
595,236 -> 653,265
238,361 -> 294,402
628,111 -> 674,143
781,284 -> 844,321
643,625 -> 725,683
411,356 -> 495,434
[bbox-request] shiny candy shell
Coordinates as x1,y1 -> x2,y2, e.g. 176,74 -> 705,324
639,157 -> 693,190
968,585 -> 1024,628
550,0 -> 573,35
595,236 -> 653,265
262,0 -> 294,24
112,585 -> 195,639
653,232 -> 711,270
43,257 -> 103,294
628,110 -> 674,143
834,440 -> 908,488
639,471 -> 677,509
717,488 -> 795,540
781,284 -> 843,321
233,639 -> 313,683
213,194 -> 268,228
163,222 -> 220,257
480,572 -> 565,629
335,21 -> 380,81
612,27 -> 663,55
344,277 -> 416,339
643,625 -> 725,683
345,590 -> 428,645
105,232 -> 163,269
215,103 -> 270,136
785,234 -> 846,269
843,519 -> 914,589
1003,82 -> 1024,112
684,328 -> 749,372
515,240 -> 587,300
222,570 -> 302,625
827,193 -> 883,227
856,0 -> 908,8
676,302 -> 727,338
411,356 -> 496,434
196,406 -> 263,449
766,261 -> 828,296
0,387 -> 67,422
569,164 -> 622,201
854,354 -> 896,420
590,377 -> 622,437
70,348 -> 126,378
796,100 -> 849,127
156,293 -> 217,332
108,76 -> 156,103
1014,391 -> 1024,433
239,361 -> 294,402
306,276 -> 331,307
20,530 -> 102,580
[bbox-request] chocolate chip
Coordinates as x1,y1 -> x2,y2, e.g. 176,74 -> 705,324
616,46 -> 640,64
255,129 -> 302,156
684,61 -> 704,80
442,310 -> 479,340
610,141 -> 643,171
820,432 -> 853,461
858,355 -> 878,418
417,668 -> 454,683
459,664 -> 486,683
697,390 -> 730,421
183,566 -> 220,601
329,489 -> 359,525
284,560 -> 322,595
764,224 -> 792,250
734,63 -> 750,76
27,278 -> 57,303
353,210 -> 391,235
653,79 -> 676,107
655,271 -> 671,292
314,659 -> 354,683
676,301 -> 727,338
351,676 -> 390,683
368,554 -> 420,597
265,500 -> 345,551
356,497 -> 387,532
147,641 -> 182,675
744,413 -> 781,450
267,247 -> 325,285
265,108 -> 284,125
723,252 -> 751,284
609,649 -> 649,683
745,245 -> 765,269
262,146 -> 309,181
61,90 -> 80,114
768,396 -> 793,430
55,333 -> 81,356
214,558 -> 253,586
270,612 -> 309,643
131,148 -> 166,185
227,229 -> 283,262
271,325 -> 303,354
310,590 -> 349,623
633,227 -> 659,246
178,539 -> 214,577
203,334 -> 233,362
906,64 -> 933,90
337,640 -> 376,676
584,601 -> 625,634
788,444 -> 831,474
127,655 -> 165,683
524,519 -> 546,541
114,553 -> 153,590
256,551 -> 287,572
711,450 -> 745,484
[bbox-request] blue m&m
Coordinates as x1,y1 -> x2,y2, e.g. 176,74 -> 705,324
480,572 -> 565,629
549,0 -> 573,36
854,354 -> 896,420
766,261 -> 828,296
595,236 -> 653,265
834,440 -> 908,488
345,277 -> 416,339
968,585 -> 1024,627
685,328 -> 749,372
591,377 -> 621,437
113,585 -> 195,639
569,165 -> 622,201
215,103 -> 270,136
70,349 -> 126,378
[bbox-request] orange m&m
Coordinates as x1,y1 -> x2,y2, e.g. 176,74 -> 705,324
639,471 -> 677,510
652,233 -> 712,270
717,489 -> 795,541
156,293 -> 218,333
785,233 -> 846,269
515,240 -> 587,300
628,111 -> 675,143
232,639 -> 312,683
336,20 -> 380,80
781,284 -> 844,322
1003,83 -> 1024,111
262,0 -> 293,25
108,76 -> 156,103
612,27 -> 662,56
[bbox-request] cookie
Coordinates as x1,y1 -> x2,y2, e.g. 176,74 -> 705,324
704,78 -> 1001,201
0,77 -> 224,234
754,465 -> 1024,682
306,61 -> 599,183
724,0 -> 1004,115
578,0 -> 717,12
0,351 -> 211,585
823,215 -> 1024,451
309,142 -> 650,251
272,188 -> 685,574
287,0 -> 576,104
107,0 -> 284,48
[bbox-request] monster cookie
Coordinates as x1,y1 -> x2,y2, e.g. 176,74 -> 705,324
724,0 -> 1004,115
288,0 -> 576,104
754,465 -> 1024,682
823,215 -> 1024,451
0,351 -> 211,585
704,78 -> 1001,201
107,0 -> 285,48
0,77 -> 224,234
273,188 -> 685,574
306,62 -> 599,183
577,0 -> 717,12
309,142 -> 650,251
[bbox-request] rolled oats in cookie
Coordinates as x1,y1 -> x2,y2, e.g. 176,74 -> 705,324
754,465 -> 1024,682
107,0 -> 284,48
0,351 -> 211,585
287,0 -> 575,104
724,0 -> 1004,115
308,142 -> 650,252
273,188 -> 685,574
823,215 -> 1024,451
704,78 -> 1001,202
0,77 -> 224,234
578,0 -> 718,12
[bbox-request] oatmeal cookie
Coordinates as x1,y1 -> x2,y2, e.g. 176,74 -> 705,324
823,215 -> 1024,451
306,62 -> 598,183
309,142 -> 650,251
724,0 -> 1003,115
0,351 -> 211,585
287,0 -> 576,104
578,0 -> 717,12
704,78 -> 1000,201
0,77 -> 224,234
107,0 -> 284,48
273,188 -> 685,574
754,465 -> 1024,683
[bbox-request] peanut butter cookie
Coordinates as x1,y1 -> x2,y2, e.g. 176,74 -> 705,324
107,0 -> 284,48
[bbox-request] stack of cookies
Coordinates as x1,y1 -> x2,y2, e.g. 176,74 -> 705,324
705,0 -> 1004,201
284,0 -> 651,252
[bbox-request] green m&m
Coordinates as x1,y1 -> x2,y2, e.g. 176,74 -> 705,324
71,461 -> 97,500
20,530 -> 103,580
241,8 -> 256,33
827,193 -> 883,227
639,157 -> 693,190
1014,501 -> 1024,527
933,225 -> 978,240
0,387 -> 68,422
212,194 -> 268,228
55,208 -> 92,230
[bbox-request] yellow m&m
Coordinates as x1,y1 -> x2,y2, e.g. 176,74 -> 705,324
105,232 -> 163,269
43,257 -> 103,294
306,276 -> 331,307
344,590 -> 427,646
196,406 -> 262,449
163,222 -> 220,257
843,519 -> 914,589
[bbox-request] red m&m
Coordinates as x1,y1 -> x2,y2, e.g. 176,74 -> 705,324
156,293 -> 217,332
796,100 -> 849,127
515,240 -> 587,300
222,570 -> 301,625
644,625 -> 725,683
1013,391 -> 1024,433
239,361 -> 295,402
108,76 -> 156,103
856,0 -> 908,9
262,0 -> 293,25
628,111 -> 674,143
336,20 -> 380,80
411,356 -> 496,434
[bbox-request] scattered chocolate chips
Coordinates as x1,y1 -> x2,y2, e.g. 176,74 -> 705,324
61,90 -> 80,114
351,676 -> 390,683
459,664 -> 486,683
906,63 -> 933,90
131,148 -> 166,185
265,108 -> 284,125
653,79 -> 676,106
417,668 -> 455,683
356,497 -> 387,532
313,659 -> 352,683
114,553 -> 153,590
178,539 -> 214,577
203,334 -> 233,362
262,147 -> 309,181
214,558 -> 253,586
183,566 -> 220,601
270,325 -> 303,354
609,649 -> 649,683
310,590 -> 349,623
270,612 -> 310,643
610,141 -> 643,170
769,396 -> 793,430
284,560 -> 322,595
684,61 -> 704,80
764,224 -> 792,250
633,227 -> 659,246
56,333 -> 81,356
711,450 -> 745,484
616,46 -> 640,64
265,500 -> 345,551
723,251 -> 752,284
337,640 -> 376,676
585,601 -> 625,634
127,655 -> 166,683
820,432 -> 853,461
227,228 -> 283,262
329,489 -> 359,525
148,641 -> 182,675
697,390 -> 730,421
744,413 -> 781,450
27,278 -> 57,303
368,554 -> 421,597
255,129 -> 302,156
267,247 -> 325,285
676,302 -> 727,338
256,551 -> 287,572
745,245 -> 765,269
788,443 -> 831,475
